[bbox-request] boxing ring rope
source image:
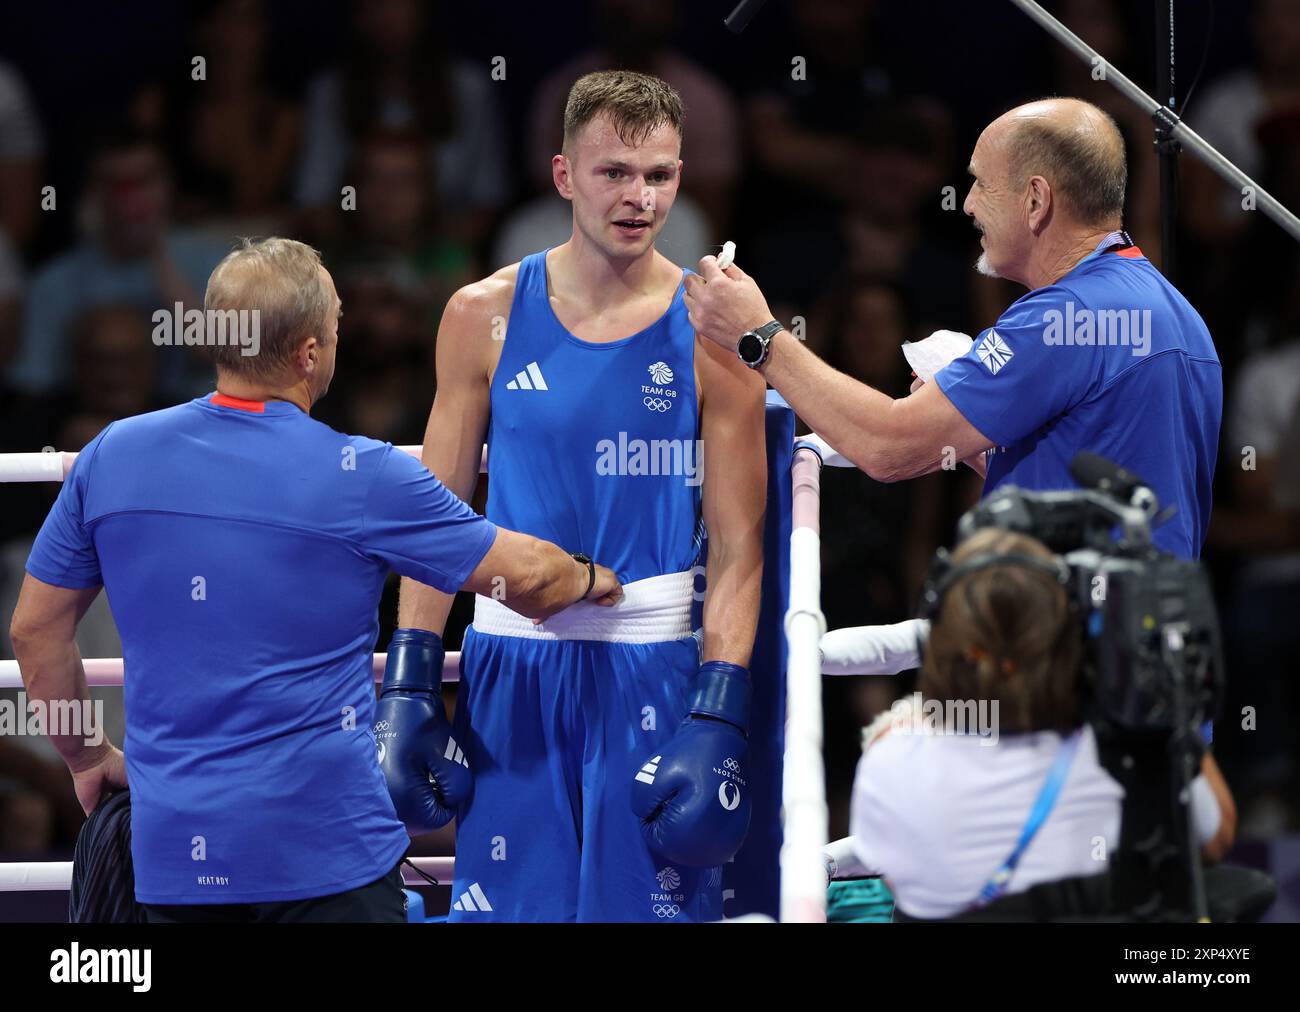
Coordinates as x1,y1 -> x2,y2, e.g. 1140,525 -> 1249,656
0,444 -> 433,483
0,857 -> 455,892
0,438 -> 832,921
0,654 -> 459,688
779,444 -> 828,923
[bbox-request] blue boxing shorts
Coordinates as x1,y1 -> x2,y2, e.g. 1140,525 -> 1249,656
447,571 -> 723,922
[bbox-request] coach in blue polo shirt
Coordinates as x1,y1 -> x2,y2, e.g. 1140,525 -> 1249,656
9,237 -> 620,922
686,98 -> 1222,561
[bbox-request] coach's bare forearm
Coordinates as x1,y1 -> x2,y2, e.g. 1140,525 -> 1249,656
760,331 -> 902,479
9,632 -> 103,767
463,529 -> 589,621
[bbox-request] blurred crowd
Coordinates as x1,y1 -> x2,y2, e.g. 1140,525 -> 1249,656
1,0 -> 1298,870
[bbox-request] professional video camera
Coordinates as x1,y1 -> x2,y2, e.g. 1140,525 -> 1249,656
948,452 -> 1226,921
954,452 -> 1224,737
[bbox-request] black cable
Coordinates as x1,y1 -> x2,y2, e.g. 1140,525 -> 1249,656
1179,0 -> 1215,116
402,857 -> 441,888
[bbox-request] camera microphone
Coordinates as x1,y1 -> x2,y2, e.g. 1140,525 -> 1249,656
1071,452 -> 1158,517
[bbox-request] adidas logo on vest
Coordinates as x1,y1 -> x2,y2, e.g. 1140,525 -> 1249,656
452,882 -> 493,912
505,362 -> 548,391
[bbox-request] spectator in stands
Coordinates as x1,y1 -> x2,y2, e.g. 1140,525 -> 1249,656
326,128 -> 476,320
0,59 -> 43,252
6,128 -> 228,401
133,0 -> 300,229
293,0 -> 510,250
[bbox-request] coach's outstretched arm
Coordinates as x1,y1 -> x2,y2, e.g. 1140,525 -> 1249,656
684,258 -> 994,483
631,331 -> 767,868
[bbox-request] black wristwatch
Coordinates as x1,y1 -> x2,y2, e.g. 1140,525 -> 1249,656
737,319 -> 784,369
571,552 -> 596,600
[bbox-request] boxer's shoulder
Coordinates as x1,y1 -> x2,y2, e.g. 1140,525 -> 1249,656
443,262 -> 520,330
437,264 -> 521,381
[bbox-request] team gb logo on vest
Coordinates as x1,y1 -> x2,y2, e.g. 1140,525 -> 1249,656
648,361 -> 673,384
643,361 -> 677,412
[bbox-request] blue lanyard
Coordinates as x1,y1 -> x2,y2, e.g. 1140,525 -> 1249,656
974,729 -> 1084,907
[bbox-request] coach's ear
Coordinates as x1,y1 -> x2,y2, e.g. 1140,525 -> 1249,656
1026,174 -> 1053,234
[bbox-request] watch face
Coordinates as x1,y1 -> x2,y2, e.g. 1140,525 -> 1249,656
738,332 -> 761,364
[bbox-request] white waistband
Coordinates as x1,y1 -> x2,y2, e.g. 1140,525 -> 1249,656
472,570 -> 696,643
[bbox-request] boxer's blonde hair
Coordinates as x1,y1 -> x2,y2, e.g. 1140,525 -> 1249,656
562,70 -> 684,155
204,237 -> 334,377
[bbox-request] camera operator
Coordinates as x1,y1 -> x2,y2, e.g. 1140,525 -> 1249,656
844,529 -> 1234,921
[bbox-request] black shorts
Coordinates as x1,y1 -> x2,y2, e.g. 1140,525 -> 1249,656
142,860 -> 408,923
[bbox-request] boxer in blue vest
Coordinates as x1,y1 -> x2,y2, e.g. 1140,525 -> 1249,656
381,70 -> 768,921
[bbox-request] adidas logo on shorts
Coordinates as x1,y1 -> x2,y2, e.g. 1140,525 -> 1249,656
635,755 -> 662,785
452,882 -> 493,912
505,362 -> 548,391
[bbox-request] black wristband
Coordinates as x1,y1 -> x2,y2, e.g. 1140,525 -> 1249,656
571,552 -> 595,600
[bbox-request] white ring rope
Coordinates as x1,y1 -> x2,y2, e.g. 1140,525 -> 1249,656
0,445 -> 457,484
780,446 -> 828,923
0,856 -> 455,893
0,653 -> 459,689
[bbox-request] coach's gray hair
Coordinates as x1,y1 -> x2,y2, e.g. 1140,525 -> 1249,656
204,237 -> 333,376
1004,101 -> 1127,228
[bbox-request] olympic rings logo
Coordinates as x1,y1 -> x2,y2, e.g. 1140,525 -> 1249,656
374,721 -> 392,732
723,757 -> 740,771
643,397 -> 672,412
653,903 -> 681,918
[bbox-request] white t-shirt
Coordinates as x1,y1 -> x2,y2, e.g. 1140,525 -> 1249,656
850,723 -> 1124,919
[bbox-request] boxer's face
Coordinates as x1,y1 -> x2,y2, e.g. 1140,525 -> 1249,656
558,113 -> 682,261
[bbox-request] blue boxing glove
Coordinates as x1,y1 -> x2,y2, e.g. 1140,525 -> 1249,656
630,661 -> 752,868
374,629 -> 472,835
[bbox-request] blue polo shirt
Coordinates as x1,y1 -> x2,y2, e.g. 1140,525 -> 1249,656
27,393 -> 497,904
937,241 -> 1221,559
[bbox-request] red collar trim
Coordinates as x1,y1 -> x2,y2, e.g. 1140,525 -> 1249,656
1115,246 -> 1144,259
211,392 -> 266,413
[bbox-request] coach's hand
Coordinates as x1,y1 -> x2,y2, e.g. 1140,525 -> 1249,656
630,661 -> 752,868
683,256 -> 775,355
587,562 -> 624,606
67,742 -> 128,816
375,628 -> 472,835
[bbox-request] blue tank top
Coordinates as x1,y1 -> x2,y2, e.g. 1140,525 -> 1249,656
486,250 -> 702,583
